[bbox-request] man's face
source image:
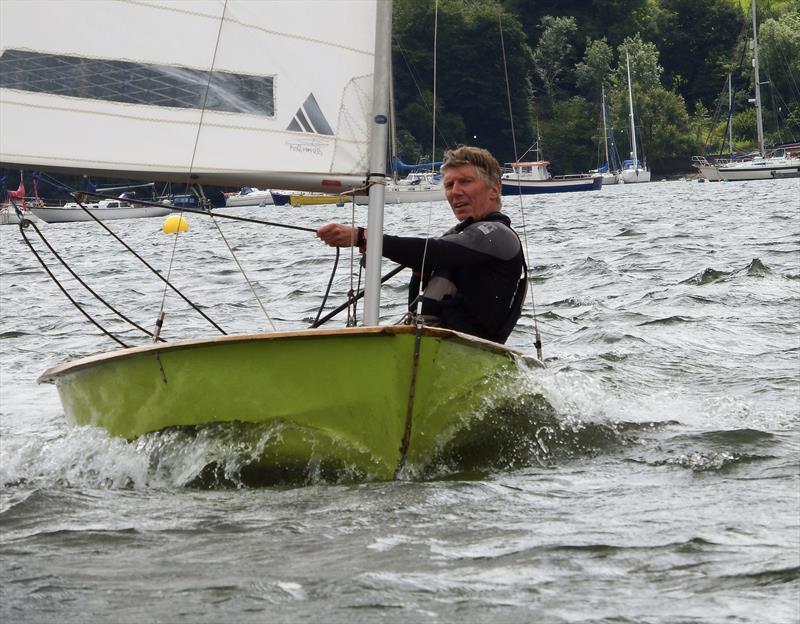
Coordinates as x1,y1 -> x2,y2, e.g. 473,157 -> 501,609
442,164 -> 500,222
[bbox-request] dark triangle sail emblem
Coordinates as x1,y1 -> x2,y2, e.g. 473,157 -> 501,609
286,93 -> 334,135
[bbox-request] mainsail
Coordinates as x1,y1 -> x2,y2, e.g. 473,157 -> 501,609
0,0 -> 376,191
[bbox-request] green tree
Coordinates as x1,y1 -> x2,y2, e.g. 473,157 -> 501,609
615,34 -> 664,89
393,0 -> 535,163
649,0 -> 744,110
575,38 -> 615,98
635,87 -> 698,159
531,16 -> 578,105
539,97 -> 598,173
503,0 -> 650,61
758,9 -> 800,142
609,35 -> 696,162
731,107 -> 759,145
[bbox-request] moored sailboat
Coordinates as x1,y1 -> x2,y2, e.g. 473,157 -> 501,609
592,86 -> 623,185
3,0 -> 545,482
0,176 -> 45,225
693,0 -> 800,181
31,196 -> 172,222
225,187 -> 274,207
620,51 -> 651,184
354,170 -> 445,205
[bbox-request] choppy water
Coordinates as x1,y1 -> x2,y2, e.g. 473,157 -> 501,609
1,179 -> 798,623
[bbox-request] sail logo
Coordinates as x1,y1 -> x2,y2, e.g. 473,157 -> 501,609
287,93 -> 334,135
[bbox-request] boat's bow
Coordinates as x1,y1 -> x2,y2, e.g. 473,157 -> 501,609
39,325 -> 544,481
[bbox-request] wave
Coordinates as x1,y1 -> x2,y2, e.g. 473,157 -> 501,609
681,267 -> 731,285
547,295 -> 600,308
637,315 -> 697,326
0,397 -> 675,490
572,257 -> 615,276
629,427 -> 783,472
744,258 -> 771,276
0,330 -> 31,339
681,258 -> 773,285
717,565 -> 800,587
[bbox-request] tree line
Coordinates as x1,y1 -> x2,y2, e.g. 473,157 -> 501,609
392,0 -> 800,175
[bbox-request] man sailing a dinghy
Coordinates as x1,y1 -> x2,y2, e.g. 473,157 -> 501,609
316,146 -> 526,344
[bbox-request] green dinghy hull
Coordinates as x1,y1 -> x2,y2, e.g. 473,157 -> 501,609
39,326 -> 544,480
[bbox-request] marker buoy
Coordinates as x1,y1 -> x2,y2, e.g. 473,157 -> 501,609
162,214 -> 189,234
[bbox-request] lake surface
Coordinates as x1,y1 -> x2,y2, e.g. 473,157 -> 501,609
1,178 -> 798,623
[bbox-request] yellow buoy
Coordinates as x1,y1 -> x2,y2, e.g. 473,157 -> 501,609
162,214 -> 189,234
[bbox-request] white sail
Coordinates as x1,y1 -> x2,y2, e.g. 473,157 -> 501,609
0,0 -> 376,191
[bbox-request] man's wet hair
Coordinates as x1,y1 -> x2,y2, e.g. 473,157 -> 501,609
440,146 -> 502,188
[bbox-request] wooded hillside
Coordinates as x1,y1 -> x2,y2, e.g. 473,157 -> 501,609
392,0 -> 800,175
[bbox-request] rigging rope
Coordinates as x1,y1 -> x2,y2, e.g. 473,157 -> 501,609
312,247 -> 341,328
45,191 -> 228,335
31,173 -> 369,335
499,10 -> 543,361
345,197 -> 360,326
16,212 -> 163,344
311,265 -> 405,329
17,215 -> 128,347
412,0 -> 439,317
198,186 -> 277,331
148,0 -> 247,335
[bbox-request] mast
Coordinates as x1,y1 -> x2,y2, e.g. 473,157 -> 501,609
728,72 -> 734,154
601,86 -> 611,171
363,0 -> 392,326
751,0 -> 765,157
625,51 -> 638,169
389,51 -> 399,184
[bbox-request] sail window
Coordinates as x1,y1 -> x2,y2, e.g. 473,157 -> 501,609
0,49 -> 274,116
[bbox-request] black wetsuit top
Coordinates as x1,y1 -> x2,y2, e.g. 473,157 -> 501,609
380,212 -> 526,343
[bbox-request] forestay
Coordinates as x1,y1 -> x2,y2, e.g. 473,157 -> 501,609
0,0 -> 376,191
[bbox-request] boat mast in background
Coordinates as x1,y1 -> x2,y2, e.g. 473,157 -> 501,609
602,86 -> 611,174
691,0 -> 800,181
625,51 -> 640,171
727,72 -> 734,155
620,51 -> 651,183
751,0 -> 765,158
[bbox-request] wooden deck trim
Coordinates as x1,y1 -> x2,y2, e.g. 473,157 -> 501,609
38,325 -> 532,383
